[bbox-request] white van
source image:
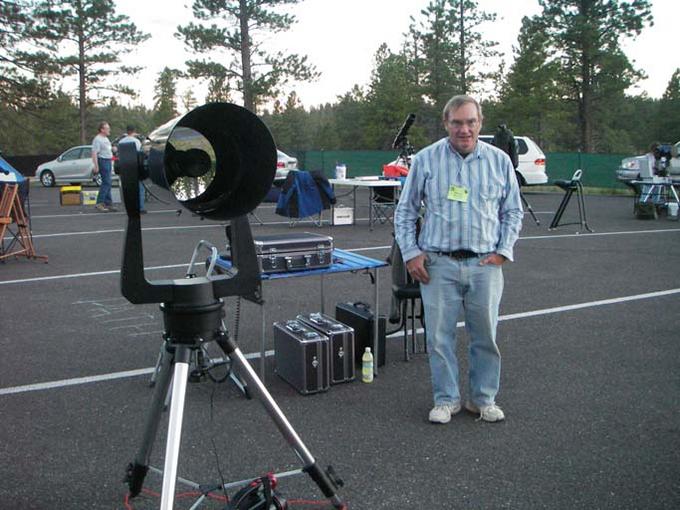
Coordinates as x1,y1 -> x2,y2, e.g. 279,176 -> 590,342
479,135 -> 548,186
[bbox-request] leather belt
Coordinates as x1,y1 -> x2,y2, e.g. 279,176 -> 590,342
436,249 -> 478,260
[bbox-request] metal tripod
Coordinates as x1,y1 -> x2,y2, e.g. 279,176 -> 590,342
548,169 -> 593,233
125,295 -> 345,510
148,240 -> 249,397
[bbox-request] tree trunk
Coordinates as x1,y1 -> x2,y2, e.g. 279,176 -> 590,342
78,31 -> 86,144
239,0 -> 254,111
459,0 -> 467,94
578,0 -> 593,153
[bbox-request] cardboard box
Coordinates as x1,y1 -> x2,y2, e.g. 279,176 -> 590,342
60,185 -> 82,206
332,206 -> 354,226
81,190 -> 98,205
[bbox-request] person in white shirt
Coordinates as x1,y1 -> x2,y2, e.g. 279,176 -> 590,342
119,125 -> 146,213
92,122 -> 115,212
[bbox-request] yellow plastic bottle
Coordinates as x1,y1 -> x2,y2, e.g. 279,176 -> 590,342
361,347 -> 374,383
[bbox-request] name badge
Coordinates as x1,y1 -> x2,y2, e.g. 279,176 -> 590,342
447,185 -> 468,202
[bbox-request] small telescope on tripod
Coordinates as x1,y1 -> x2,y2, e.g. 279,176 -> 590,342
118,103 -> 346,509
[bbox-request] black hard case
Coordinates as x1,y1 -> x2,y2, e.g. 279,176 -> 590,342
335,302 -> 386,367
253,233 -> 333,274
297,313 -> 355,384
273,320 -> 330,395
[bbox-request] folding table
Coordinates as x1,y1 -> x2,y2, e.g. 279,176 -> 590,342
214,248 -> 388,382
328,178 -> 402,230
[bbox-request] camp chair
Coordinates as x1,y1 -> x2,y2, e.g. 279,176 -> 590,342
371,186 -> 397,226
275,170 -> 335,227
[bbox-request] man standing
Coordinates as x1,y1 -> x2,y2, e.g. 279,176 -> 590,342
92,122 -> 116,212
394,95 -> 523,424
119,125 -> 146,213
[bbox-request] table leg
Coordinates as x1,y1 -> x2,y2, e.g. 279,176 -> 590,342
373,267 -> 379,376
320,274 -> 325,314
352,187 -> 357,226
368,189 -> 374,231
260,300 -> 266,383
330,184 -> 335,224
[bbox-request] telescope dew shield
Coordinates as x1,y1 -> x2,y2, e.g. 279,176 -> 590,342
146,102 -> 276,220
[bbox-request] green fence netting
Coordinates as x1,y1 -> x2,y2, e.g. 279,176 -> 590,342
289,150 -> 631,190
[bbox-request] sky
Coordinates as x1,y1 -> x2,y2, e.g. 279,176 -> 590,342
114,0 -> 678,110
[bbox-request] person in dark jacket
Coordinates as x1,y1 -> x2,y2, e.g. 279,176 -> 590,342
492,124 -> 519,170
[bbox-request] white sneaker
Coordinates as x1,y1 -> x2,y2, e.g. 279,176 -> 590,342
428,402 -> 462,424
465,402 -> 505,422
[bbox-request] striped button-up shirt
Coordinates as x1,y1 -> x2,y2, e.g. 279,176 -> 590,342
395,137 -> 523,262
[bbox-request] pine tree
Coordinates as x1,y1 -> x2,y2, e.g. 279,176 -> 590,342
537,0 -> 653,152
181,89 -> 198,114
177,0 -> 319,112
364,45 -> 425,150
153,67 -> 180,125
0,0 -> 53,110
497,16 -> 568,150
658,68 -> 680,142
29,0 -> 149,144
409,0 -> 500,107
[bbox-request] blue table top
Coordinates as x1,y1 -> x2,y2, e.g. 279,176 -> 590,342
214,248 -> 387,280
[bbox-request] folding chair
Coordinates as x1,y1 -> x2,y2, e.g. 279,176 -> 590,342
386,235 -> 426,362
371,186 -> 397,226
275,170 -> 334,227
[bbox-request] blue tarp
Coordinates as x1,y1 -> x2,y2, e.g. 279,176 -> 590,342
0,155 -> 29,205
0,155 -> 25,183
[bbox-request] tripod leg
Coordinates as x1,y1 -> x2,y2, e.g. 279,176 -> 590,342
215,332 -> 346,509
126,343 -> 175,497
149,345 -> 163,387
520,191 -> 540,226
577,183 -> 594,232
159,345 -> 191,510
549,189 -> 573,229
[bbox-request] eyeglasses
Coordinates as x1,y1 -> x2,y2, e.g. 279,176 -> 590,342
448,119 -> 479,129
447,119 -> 479,129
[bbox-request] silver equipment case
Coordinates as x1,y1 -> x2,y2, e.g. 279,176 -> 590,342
297,313 -> 355,384
273,320 -> 330,394
253,233 -> 333,274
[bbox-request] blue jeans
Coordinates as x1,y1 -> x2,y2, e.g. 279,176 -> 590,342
419,252 -> 504,407
96,158 -> 113,205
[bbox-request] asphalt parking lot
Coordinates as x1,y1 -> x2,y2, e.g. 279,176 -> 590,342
1,184 -> 679,509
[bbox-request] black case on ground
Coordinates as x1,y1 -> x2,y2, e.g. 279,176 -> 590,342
297,313 -> 355,384
335,302 -> 386,367
253,233 -> 333,274
273,320 -> 330,394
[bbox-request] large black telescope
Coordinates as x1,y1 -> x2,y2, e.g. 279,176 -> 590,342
119,103 -> 346,510
118,102 -> 276,304
142,102 -> 276,220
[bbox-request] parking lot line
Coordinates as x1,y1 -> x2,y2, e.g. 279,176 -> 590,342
2,227 -> 678,286
0,263 -> 189,285
2,287 -> 678,397
30,209 -> 179,219
0,350 -> 274,396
